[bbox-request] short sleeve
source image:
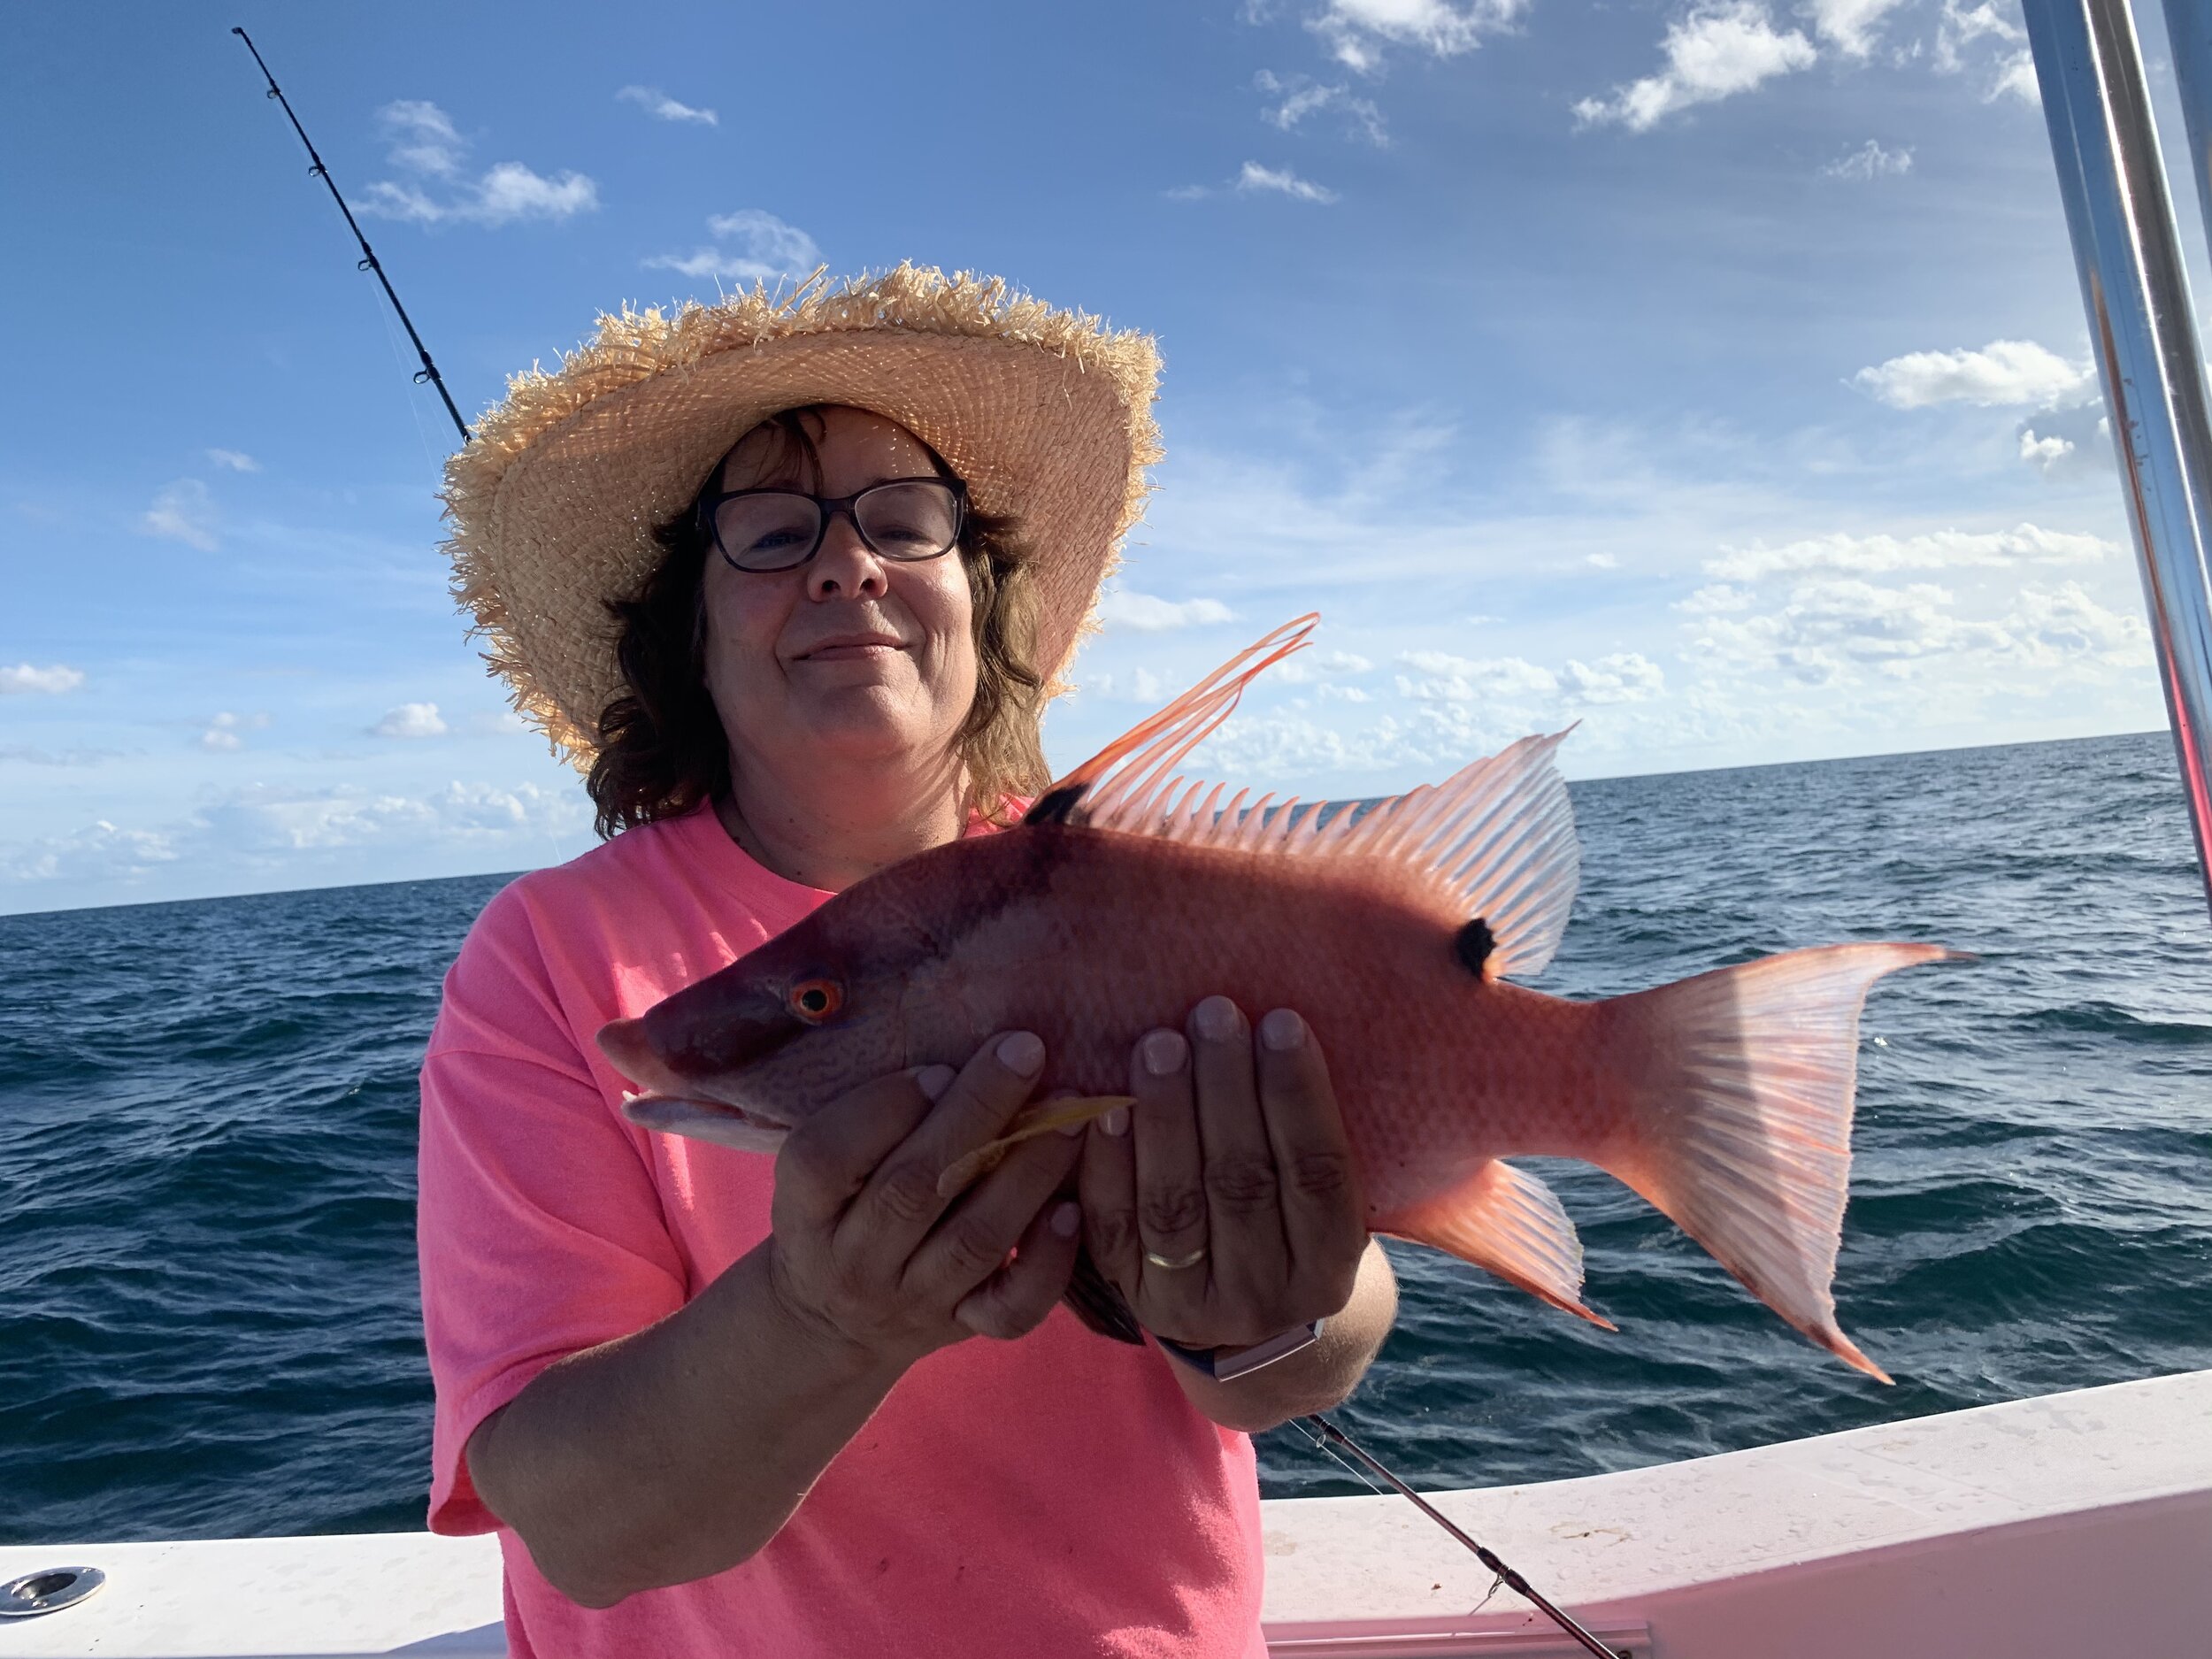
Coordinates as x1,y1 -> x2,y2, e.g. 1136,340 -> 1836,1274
416,884 -> 688,1535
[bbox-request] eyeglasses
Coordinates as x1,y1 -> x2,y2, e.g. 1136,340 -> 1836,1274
698,477 -> 966,573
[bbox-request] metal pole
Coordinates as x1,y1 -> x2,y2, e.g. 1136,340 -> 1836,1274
2023,0 -> 2212,915
232,27 -> 472,446
2162,0 -> 2212,270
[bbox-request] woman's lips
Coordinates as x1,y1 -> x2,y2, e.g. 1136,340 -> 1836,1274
795,634 -> 906,662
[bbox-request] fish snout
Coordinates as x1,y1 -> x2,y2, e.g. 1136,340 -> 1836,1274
595,1017 -> 694,1098
596,978 -> 805,1101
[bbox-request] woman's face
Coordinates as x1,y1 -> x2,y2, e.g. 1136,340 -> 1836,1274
699,406 -> 979,787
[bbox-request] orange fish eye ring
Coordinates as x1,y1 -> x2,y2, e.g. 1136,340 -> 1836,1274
787,979 -> 842,1023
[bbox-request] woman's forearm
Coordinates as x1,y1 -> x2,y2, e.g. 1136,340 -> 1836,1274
1170,1240 -> 1397,1433
465,1241 -> 903,1608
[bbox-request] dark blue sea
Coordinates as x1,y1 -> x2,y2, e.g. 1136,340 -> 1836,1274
3,732 -> 2208,1543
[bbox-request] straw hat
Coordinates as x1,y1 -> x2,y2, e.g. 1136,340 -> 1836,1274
442,264 -> 1164,769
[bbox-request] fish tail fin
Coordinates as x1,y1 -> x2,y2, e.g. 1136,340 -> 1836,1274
1592,942 -> 1958,1382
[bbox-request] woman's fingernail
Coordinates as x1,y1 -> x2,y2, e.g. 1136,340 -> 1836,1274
1141,1029 -> 1187,1077
1102,1104 -> 1130,1137
1051,1201 -> 1082,1239
1194,995 -> 1243,1041
997,1031 -> 1045,1076
1260,1008 -> 1307,1052
917,1064 -> 956,1101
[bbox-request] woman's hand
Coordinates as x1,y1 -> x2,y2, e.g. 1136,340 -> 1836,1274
765,1030 -> 1086,1368
1079,998 -> 1371,1356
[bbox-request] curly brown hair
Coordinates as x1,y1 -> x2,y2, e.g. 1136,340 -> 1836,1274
585,408 -> 1050,840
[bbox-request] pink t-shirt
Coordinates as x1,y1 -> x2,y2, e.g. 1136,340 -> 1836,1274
417,802 -> 1266,1658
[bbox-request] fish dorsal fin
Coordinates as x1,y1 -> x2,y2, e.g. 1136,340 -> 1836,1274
1025,615 -> 1318,826
1332,729 -> 1581,980
1031,618 -> 1580,983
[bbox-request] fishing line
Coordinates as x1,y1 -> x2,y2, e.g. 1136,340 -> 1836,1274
365,265 -> 443,480
1300,1414 -> 1628,1659
233,27 -> 472,447
1286,1417 -> 1511,1610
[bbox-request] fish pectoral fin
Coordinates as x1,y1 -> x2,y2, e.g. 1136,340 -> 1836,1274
934,1096 -> 1137,1199
1386,1159 -> 1613,1330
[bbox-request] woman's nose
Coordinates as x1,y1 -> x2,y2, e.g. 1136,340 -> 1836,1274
806,515 -> 888,601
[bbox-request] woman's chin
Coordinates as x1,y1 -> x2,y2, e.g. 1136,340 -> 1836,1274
789,698 -> 955,767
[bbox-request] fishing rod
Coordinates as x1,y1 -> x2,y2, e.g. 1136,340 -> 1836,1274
1302,1414 -> 1629,1659
231,26 -> 472,446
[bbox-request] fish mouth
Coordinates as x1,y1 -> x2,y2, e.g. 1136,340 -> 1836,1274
622,1092 -> 795,1155
596,1004 -> 801,1097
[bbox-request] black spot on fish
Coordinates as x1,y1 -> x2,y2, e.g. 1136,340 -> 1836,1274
1455,917 -> 1495,977
1024,784 -> 1085,826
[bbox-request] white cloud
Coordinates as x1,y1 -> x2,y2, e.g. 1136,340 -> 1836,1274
1586,551 -> 1620,569
1082,666 -> 1170,703
1164,183 -> 1214,202
1237,162 -> 1339,203
1930,0 -> 2036,100
1705,522 -> 2113,581
1254,71 -> 1389,143
1803,0 -> 1909,56
359,101 -> 597,227
646,210 -> 822,284
1991,50 -> 2039,103
1852,339 -> 2091,409
1275,647 -> 1377,684
1933,0 -> 2020,68
1558,652 -> 1666,703
1684,575 -> 2148,685
617,85 -> 718,125
1824,139 -> 1913,180
205,449 -> 260,472
0,744 -> 114,768
1095,592 -> 1238,632
377,100 -> 464,176
198,711 -> 268,752
2,819 -> 180,886
141,479 -> 218,550
1574,2 -> 1816,132
1201,709 -> 1423,777
2016,405 -> 2112,479
372,701 -> 449,739
0,664 -> 85,695
1310,0 -> 1525,72
3,781 -> 594,898
1398,649 -> 1561,700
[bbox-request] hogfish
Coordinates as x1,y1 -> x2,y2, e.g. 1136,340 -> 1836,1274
599,616 -> 1952,1379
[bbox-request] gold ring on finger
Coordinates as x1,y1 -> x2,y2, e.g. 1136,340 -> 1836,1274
1144,1245 -> 1208,1271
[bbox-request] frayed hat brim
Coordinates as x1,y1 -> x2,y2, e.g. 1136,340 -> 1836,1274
442,265 -> 1163,769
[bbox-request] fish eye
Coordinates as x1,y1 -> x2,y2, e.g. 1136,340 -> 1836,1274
787,978 -> 843,1024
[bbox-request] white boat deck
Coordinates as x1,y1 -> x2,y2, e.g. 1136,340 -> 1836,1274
4,1370 -> 2206,1658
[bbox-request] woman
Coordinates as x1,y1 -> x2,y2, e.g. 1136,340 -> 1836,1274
419,267 -> 1400,1658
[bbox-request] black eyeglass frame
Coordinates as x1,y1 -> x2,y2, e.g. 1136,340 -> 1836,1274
695,476 -> 969,573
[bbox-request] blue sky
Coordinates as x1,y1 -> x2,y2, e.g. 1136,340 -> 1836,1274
4,0 -> 2201,913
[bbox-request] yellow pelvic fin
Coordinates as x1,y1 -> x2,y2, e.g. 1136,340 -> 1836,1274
935,1096 -> 1135,1199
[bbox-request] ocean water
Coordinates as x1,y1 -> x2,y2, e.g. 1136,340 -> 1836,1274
1,731 -> 2207,1543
